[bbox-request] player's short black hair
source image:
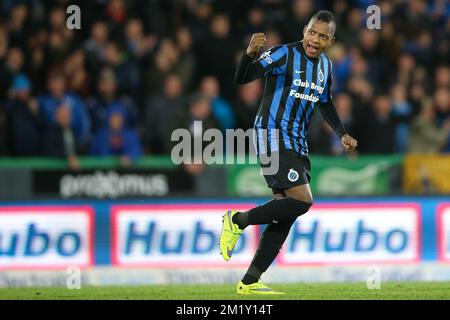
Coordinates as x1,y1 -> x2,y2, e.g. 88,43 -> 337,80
310,10 -> 336,36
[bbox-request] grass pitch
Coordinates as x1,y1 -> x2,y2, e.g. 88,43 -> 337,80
0,282 -> 450,300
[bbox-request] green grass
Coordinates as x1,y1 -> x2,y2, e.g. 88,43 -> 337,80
0,282 -> 450,300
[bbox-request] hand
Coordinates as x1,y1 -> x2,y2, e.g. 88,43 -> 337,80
341,134 -> 358,152
28,98 -> 39,114
120,155 -> 131,167
246,33 -> 266,58
68,155 -> 81,172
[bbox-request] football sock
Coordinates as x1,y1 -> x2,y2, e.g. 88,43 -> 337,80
235,198 -> 311,228
232,211 -> 248,230
242,265 -> 261,285
242,217 -> 297,284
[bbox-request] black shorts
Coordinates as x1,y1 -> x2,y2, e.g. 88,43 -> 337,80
260,149 -> 311,194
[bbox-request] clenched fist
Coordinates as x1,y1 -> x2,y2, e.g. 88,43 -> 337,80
341,134 -> 358,152
247,33 -> 267,58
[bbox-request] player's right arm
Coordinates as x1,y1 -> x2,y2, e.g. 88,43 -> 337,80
234,33 -> 287,84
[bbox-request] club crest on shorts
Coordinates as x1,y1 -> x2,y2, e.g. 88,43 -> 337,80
287,168 -> 299,182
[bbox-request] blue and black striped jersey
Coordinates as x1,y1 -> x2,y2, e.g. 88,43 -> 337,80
235,41 -> 345,156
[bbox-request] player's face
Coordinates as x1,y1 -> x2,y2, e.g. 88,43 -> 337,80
302,19 -> 335,58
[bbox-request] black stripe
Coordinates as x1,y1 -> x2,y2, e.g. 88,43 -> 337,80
274,45 -> 295,152
286,51 -> 307,151
259,74 -> 279,153
297,58 -> 322,154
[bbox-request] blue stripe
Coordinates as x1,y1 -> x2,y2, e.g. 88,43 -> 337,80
258,46 -> 285,70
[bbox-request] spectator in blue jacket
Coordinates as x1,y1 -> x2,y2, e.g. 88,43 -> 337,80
87,67 -> 138,133
199,75 -> 236,132
38,71 -> 91,148
90,111 -> 142,167
6,73 -> 44,155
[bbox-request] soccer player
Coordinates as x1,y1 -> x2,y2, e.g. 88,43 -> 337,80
220,10 -> 358,294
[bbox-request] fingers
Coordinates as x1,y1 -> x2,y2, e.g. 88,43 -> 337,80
342,136 -> 358,152
248,33 -> 267,53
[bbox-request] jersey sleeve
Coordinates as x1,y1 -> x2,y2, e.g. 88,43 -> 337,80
235,45 -> 287,84
255,45 -> 288,76
317,61 -> 346,138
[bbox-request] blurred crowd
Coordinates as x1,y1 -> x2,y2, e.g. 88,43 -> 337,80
0,0 -> 448,168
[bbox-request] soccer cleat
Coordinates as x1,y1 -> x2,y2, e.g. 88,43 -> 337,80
236,280 -> 285,295
219,210 -> 243,261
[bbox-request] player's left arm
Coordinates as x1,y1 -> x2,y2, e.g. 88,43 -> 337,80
317,73 -> 358,153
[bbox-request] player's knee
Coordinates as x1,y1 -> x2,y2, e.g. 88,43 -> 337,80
286,197 -> 312,217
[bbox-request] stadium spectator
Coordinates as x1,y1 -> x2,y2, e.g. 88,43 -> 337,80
6,3 -> 28,48
63,49 -> 91,98
144,38 -> 182,97
433,88 -> 450,152
0,47 -> 24,102
279,0 -> 314,43
90,111 -> 142,167
391,84 -> 414,152
103,41 -> 140,98
124,18 -> 156,60
233,79 -> 263,130
195,14 -> 237,100
327,42 -> 352,94
143,73 -> 185,155
5,74 -> 43,156
167,93 -> 219,173
175,27 -> 197,92
84,21 -> 109,75
199,76 -> 236,132
358,95 -> 396,154
87,67 -> 137,133
42,104 -> 81,171
38,71 -> 91,148
408,99 -> 450,153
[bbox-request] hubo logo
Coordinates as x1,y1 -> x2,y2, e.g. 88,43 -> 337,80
111,205 -> 259,267
287,169 -> 299,182
0,207 -> 94,269
66,5 -> 81,30
278,205 -> 420,265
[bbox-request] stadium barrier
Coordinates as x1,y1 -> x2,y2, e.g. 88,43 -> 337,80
1,197 -> 450,287
0,155 -> 405,200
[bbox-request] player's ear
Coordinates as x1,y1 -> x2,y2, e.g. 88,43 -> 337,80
302,25 -> 307,36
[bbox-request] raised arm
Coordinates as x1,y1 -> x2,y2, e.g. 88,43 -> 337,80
235,33 -> 287,84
